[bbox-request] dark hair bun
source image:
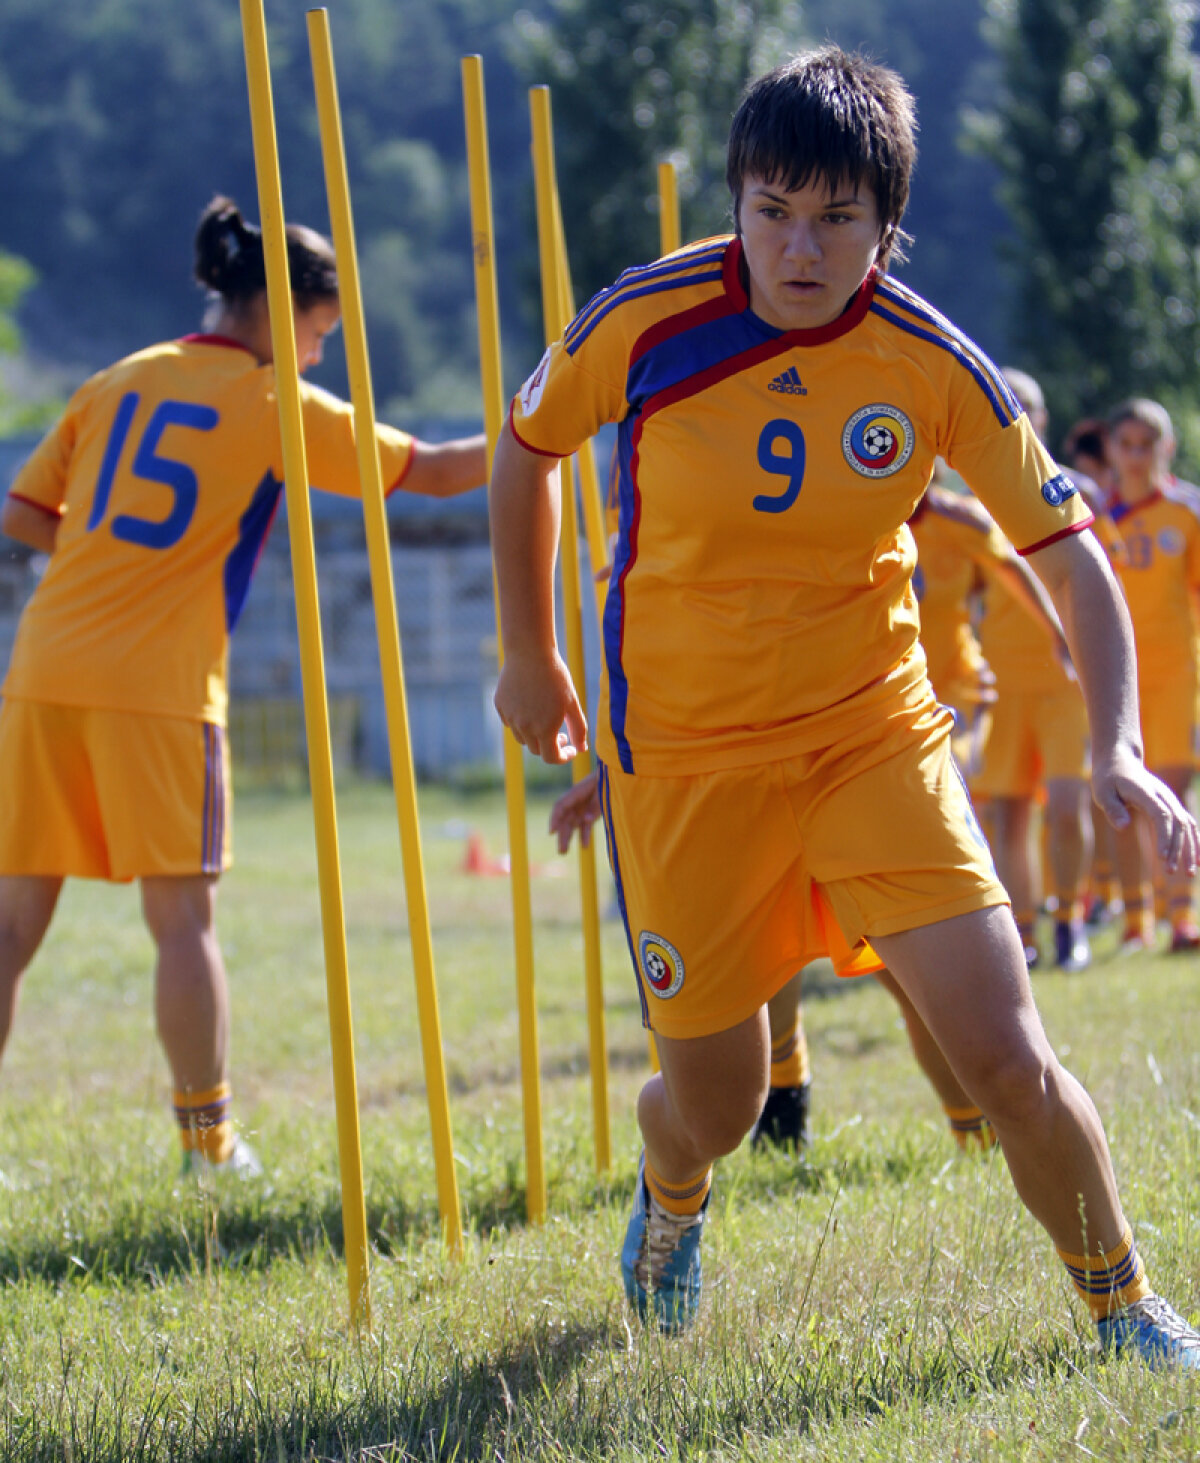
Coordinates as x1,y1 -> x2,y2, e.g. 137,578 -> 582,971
193,195 -> 266,298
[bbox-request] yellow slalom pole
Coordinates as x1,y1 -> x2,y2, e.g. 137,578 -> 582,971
530,85 -> 611,1174
238,0 -> 370,1325
307,9 -> 463,1259
549,213 -> 608,619
658,160 -> 682,256
461,55 -> 547,1223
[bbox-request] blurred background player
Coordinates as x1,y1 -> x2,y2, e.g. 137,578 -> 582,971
1101,397 -> 1200,952
970,369 -> 1096,972
0,196 -> 486,1176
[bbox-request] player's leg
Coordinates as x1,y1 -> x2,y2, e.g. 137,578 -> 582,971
0,876 -> 64,1060
1045,777 -> 1094,970
1157,764 -> 1198,950
871,964 -> 995,1151
872,906 -> 1198,1362
984,796 -> 1039,964
752,970 -> 811,1149
626,1011 -> 768,1330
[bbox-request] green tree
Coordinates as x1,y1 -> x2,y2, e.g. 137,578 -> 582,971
0,249 -> 60,436
971,0 -> 1200,461
511,0 -> 803,311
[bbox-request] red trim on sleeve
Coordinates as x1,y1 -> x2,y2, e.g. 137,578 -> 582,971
1017,512 -> 1095,557
508,400 -> 567,459
384,439 -> 419,498
7,492 -> 64,520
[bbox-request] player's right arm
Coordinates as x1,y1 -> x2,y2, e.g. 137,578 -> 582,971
490,420 -> 587,765
0,495 -> 60,553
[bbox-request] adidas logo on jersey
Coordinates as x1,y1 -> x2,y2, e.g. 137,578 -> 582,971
768,366 -> 807,395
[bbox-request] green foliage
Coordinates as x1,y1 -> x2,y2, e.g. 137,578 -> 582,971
971,0 -> 1200,459
510,0 -> 804,308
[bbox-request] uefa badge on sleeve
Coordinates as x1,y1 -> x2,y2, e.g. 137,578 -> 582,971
638,931 -> 685,1000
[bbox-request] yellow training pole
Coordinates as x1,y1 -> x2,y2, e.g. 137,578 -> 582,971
461,55 -> 547,1223
658,160 -> 682,255
308,8 -> 463,1259
530,85 -> 611,1174
549,213 -> 609,617
238,0 -> 370,1325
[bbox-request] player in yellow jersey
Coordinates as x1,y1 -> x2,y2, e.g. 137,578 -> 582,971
0,196 -> 485,1177
971,370 -> 1097,973
1102,398 -> 1200,952
491,49 -> 1200,1362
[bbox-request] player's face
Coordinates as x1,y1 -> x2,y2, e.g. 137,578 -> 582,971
293,299 -> 341,373
738,175 -> 884,331
1108,418 -> 1167,494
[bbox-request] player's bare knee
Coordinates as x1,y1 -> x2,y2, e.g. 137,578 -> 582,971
140,880 -> 217,948
966,1042 -> 1054,1131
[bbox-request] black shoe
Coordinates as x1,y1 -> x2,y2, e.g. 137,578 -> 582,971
1053,919 -> 1091,972
751,1082 -> 811,1150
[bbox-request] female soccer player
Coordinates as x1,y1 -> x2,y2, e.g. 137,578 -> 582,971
489,50 -> 1200,1364
0,196 -> 485,1175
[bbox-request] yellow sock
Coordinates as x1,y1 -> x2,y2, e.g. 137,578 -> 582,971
644,1157 -> 711,1217
769,1011 -> 810,1089
944,1104 -> 997,1151
1058,1225 -> 1152,1321
174,1082 -> 234,1164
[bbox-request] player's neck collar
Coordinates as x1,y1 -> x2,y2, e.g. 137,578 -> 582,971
725,238 -> 877,345
181,333 -> 260,357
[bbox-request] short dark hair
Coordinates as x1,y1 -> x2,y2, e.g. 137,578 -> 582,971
193,195 -> 338,310
726,47 -> 917,269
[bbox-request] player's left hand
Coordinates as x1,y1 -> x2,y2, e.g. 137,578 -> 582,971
1093,752 -> 1199,874
549,769 -> 602,853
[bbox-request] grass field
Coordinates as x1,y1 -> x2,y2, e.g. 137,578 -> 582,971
3,778 -> 1200,1461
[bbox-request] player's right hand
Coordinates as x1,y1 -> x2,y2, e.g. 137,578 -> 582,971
494,648 -> 588,765
549,769 -> 602,852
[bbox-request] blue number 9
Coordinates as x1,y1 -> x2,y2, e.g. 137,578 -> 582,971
754,419 -> 805,514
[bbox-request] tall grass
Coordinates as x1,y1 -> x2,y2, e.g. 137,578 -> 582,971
1,782 -> 1197,1460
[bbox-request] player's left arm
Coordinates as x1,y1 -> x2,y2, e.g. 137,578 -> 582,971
0,495 -> 61,553
1027,529 -> 1198,871
398,435 -> 488,499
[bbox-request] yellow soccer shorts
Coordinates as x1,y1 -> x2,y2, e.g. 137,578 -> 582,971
598,697 -> 1008,1040
1138,672 -> 1198,772
0,699 -> 232,881
970,685 -> 1090,801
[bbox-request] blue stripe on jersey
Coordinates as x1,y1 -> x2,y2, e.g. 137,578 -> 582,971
873,281 -> 1023,426
565,241 -> 727,351
869,302 -> 1018,429
603,422 -> 639,773
223,469 -> 284,632
565,245 -> 728,356
202,724 -> 215,873
597,764 -> 650,1030
625,308 -> 780,411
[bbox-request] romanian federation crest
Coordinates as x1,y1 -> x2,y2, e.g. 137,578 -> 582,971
638,931 -> 685,1000
842,404 -> 915,478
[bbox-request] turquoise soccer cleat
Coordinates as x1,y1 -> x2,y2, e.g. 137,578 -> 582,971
621,1152 -> 707,1334
1097,1295 -> 1200,1369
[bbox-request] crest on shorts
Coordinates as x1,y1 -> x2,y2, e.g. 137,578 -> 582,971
842,404 -> 915,478
519,348 -> 551,415
638,931 -> 685,1000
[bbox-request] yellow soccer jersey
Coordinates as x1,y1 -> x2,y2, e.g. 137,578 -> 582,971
977,555 -> 1071,698
909,486 -> 1012,705
510,236 -> 1093,775
1105,487 -> 1200,685
4,335 -> 414,724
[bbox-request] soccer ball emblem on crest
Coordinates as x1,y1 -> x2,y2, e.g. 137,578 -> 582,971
842,403 -> 916,478
637,931 -> 685,1000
